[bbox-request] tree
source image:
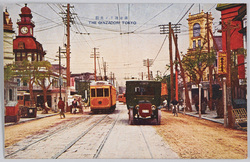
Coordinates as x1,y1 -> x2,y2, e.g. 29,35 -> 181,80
12,60 -> 37,107
34,61 -> 53,113
182,48 -> 216,113
182,48 -> 216,85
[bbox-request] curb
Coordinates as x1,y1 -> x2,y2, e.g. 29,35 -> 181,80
180,111 -> 224,124
4,113 -> 58,127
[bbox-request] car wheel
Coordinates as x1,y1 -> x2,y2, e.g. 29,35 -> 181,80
157,109 -> 161,125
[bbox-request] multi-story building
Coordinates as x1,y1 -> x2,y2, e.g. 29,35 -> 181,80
3,8 -> 18,107
216,4 -> 247,101
183,11 -> 215,106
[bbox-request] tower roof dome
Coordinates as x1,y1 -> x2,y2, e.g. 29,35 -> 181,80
21,4 -> 31,15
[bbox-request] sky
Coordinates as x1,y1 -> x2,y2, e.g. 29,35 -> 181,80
2,2 -> 224,86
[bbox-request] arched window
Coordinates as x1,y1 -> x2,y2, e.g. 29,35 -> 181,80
193,23 -> 200,37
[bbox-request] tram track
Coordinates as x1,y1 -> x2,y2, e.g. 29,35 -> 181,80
52,114 -> 108,159
5,109 -> 121,159
5,114 -> 94,158
93,111 -> 121,159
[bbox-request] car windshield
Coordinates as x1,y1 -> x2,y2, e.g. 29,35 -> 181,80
134,86 -> 154,95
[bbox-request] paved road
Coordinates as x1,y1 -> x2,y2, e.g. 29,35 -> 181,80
5,102 -> 179,159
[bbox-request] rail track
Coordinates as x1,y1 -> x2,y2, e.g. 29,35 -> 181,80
5,115 -> 93,158
5,110 -> 121,159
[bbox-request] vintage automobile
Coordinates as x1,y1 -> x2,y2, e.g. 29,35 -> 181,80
126,80 -> 162,125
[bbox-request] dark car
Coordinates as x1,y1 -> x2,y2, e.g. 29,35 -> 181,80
126,80 -> 162,125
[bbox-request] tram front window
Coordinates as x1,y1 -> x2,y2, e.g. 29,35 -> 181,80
97,89 -> 103,97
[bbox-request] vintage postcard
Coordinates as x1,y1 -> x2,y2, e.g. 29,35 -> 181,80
1,0 -> 248,160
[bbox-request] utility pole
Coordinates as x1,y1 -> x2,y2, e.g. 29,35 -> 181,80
97,57 -> 102,80
175,34 -> 178,101
169,22 -> 174,100
160,23 -> 180,101
59,47 -> 62,98
171,28 -> 192,111
90,48 -> 99,81
147,59 -> 150,80
102,57 -> 107,81
207,12 -> 213,111
60,4 -> 76,110
143,59 -> 152,80
56,47 -> 66,99
222,20 -> 238,128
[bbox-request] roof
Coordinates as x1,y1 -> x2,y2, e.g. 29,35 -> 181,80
216,4 -> 244,11
13,36 -> 45,53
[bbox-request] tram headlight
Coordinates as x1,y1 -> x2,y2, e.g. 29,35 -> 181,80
135,105 -> 140,110
151,105 -> 156,110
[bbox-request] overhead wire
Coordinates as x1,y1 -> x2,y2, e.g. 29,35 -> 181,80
132,3 -> 173,33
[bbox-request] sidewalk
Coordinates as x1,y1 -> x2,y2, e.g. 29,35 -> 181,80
180,109 -> 224,124
4,107 -> 92,127
4,110 -> 58,127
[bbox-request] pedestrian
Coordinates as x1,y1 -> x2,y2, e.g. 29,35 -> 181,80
58,97 -> 65,118
72,99 -> 78,114
171,98 -> 179,116
163,99 -> 168,109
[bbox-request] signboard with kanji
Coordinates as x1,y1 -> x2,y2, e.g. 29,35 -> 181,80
217,52 -> 227,75
161,83 -> 168,96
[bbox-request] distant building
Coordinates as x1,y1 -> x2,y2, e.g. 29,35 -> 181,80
3,8 -> 15,66
3,8 -> 18,108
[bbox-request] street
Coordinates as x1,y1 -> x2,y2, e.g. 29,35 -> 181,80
5,102 -> 179,159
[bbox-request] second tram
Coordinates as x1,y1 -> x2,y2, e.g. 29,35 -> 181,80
90,81 -> 116,113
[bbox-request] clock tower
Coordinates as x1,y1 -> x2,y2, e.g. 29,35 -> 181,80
13,4 -> 46,62
17,3 -> 34,36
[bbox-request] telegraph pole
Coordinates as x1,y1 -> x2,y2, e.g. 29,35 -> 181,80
175,34 -> 178,101
169,22 -> 174,100
56,47 -> 66,99
160,23 -> 180,101
147,59 -> 150,80
220,20 -> 239,128
143,59 -> 152,80
207,12 -> 213,111
61,4 -> 76,110
90,48 -> 99,81
102,57 -> 107,81
170,28 -> 192,111
59,46 -> 62,98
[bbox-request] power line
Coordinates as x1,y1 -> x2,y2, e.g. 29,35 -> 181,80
132,4 -> 173,33
152,35 -> 168,64
16,3 -> 61,25
175,3 -> 194,25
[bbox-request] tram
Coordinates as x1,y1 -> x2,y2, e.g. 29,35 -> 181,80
118,93 -> 126,103
90,81 -> 116,113
126,80 -> 162,125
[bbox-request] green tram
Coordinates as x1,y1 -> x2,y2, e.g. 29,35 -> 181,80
126,80 -> 162,125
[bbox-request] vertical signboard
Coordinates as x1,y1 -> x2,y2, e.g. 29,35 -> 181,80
217,52 -> 227,75
161,83 -> 168,96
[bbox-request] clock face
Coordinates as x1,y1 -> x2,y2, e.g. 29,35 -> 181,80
21,26 -> 28,34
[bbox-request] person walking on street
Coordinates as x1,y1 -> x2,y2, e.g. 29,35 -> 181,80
171,98 -> 179,117
58,97 -> 65,118
72,99 -> 78,114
